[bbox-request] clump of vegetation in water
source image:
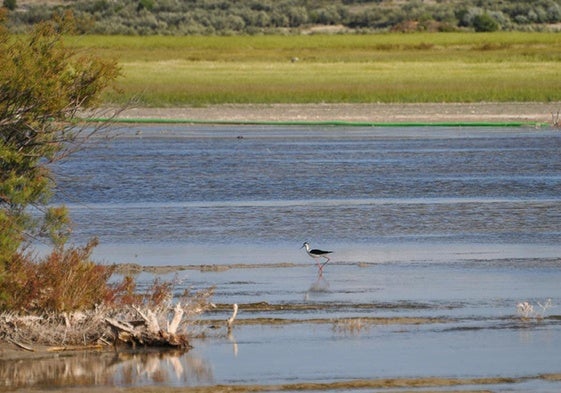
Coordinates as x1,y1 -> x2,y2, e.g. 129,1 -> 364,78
516,299 -> 554,320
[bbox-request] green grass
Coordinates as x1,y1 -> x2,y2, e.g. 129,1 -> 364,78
66,32 -> 561,105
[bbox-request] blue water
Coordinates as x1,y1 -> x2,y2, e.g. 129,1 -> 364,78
19,125 -> 561,391
54,126 -> 561,258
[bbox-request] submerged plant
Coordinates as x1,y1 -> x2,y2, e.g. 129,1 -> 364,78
332,318 -> 370,335
537,298 -> 554,317
516,299 -> 554,320
516,301 -> 534,319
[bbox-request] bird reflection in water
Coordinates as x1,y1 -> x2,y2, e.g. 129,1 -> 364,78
304,270 -> 330,301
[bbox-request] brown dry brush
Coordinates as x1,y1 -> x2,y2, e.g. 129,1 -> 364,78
552,111 -> 561,128
1,239 -> 111,313
0,241 -> 215,349
0,288 -> 215,349
104,279 -> 215,350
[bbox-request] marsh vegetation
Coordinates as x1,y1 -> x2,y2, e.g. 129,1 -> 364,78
62,32 -> 561,106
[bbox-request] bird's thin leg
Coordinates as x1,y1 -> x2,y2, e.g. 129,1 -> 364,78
318,256 -> 329,275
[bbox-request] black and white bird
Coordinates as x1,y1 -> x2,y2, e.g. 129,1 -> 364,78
301,242 -> 332,273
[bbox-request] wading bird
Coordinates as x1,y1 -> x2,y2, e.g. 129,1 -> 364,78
301,242 -> 332,274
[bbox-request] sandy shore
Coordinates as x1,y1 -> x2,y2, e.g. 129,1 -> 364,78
113,102 -> 561,124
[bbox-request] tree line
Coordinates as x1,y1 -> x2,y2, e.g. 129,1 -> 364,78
4,0 -> 561,35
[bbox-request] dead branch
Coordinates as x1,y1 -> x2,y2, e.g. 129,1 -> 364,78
7,338 -> 35,352
168,302 -> 184,335
46,344 -> 104,352
0,287 -> 214,350
132,306 -> 160,334
227,303 -> 238,333
105,303 -> 192,349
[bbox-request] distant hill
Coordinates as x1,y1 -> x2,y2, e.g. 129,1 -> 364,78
6,0 -> 561,34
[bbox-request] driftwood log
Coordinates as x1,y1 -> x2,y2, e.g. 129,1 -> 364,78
105,303 -> 191,349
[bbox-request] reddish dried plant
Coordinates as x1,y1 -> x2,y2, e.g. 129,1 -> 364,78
1,239 -> 115,313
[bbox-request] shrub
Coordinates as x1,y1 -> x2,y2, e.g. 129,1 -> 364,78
0,266 -> 215,346
0,11 -> 120,297
1,239 -> 115,312
473,12 -> 500,32
2,0 -> 16,11
6,0 -> 561,34
0,239 -> 202,314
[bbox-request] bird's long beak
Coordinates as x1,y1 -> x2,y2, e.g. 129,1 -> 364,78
300,243 -> 305,249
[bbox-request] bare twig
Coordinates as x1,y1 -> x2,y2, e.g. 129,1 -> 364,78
227,303 -> 238,333
168,303 -> 184,335
551,111 -> 561,127
7,338 -> 35,352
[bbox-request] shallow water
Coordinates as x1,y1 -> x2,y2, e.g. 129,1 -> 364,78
12,125 -> 561,391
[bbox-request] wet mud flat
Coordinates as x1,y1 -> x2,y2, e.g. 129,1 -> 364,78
4,258 -> 561,393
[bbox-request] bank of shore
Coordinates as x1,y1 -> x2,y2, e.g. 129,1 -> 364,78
112,102 -> 561,125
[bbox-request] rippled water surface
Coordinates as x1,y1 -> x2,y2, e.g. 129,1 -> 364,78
14,125 -> 561,392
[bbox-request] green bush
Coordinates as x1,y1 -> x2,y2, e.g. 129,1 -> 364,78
2,0 -> 16,11
473,12 -> 500,32
6,0 -> 561,35
0,11 -> 120,309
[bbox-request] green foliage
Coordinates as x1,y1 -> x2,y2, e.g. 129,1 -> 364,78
41,206 -> 72,247
5,0 -> 561,34
137,0 -> 154,12
2,0 -> 16,11
0,11 -> 120,308
473,12 -> 500,32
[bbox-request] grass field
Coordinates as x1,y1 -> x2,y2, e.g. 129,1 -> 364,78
66,32 -> 561,106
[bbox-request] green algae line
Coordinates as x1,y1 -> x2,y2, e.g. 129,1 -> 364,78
85,116 -> 547,128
